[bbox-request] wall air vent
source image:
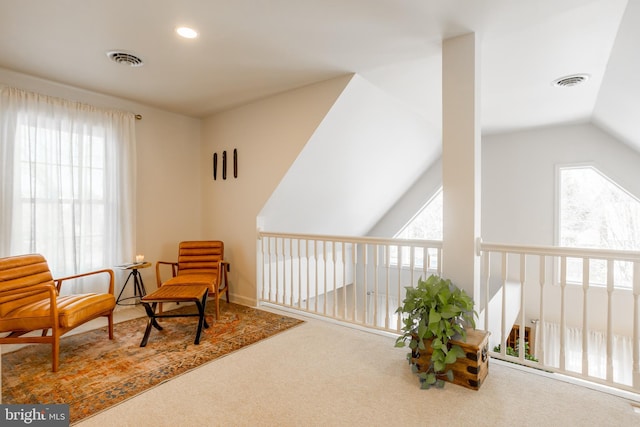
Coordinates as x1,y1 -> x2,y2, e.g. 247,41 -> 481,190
106,51 -> 144,67
553,74 -> 589,88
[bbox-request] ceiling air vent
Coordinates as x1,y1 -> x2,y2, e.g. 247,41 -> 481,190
553,74 -> 589,88
106,51 -> 144,67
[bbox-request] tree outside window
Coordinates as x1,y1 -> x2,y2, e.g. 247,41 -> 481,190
392,188 -> 443,269
559,166 -> 640,288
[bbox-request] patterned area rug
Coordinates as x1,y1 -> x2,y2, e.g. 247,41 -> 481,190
1,302 -> 303,424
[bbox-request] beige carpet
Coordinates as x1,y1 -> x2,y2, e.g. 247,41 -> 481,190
71,306 -> 640,427
1,302 -> 303,424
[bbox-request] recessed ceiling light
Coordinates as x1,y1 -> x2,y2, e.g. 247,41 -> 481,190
553,74 -> 589,88
176,26 -> 198,39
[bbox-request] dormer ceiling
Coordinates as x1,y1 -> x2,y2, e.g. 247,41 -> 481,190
0,0 -> 637,150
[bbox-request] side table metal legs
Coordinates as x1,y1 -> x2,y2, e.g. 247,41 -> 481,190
116,268 -> 147,305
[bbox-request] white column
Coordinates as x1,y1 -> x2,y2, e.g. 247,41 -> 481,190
441,33 -> 481,305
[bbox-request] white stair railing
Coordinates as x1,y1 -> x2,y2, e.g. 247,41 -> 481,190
257,231 -> 442,333
479,240 -> 640,394
257,231 -> 640,396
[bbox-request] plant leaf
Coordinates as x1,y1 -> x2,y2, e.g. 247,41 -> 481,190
446,369 -> 454,382
428,307 -> 441,325
444,349 -> 458,364
425,372 -> 436,385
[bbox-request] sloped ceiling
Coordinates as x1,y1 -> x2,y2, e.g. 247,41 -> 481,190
592,0 -> 640,151
259,75 -> 440,235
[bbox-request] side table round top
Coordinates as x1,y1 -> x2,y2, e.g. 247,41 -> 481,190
118,261 -> 152,270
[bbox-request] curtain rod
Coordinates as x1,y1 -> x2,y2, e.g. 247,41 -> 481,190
135,114 -> 142,120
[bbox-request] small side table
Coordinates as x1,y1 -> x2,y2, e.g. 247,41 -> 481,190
139,285 -> 209,347
116,262 -> 151,305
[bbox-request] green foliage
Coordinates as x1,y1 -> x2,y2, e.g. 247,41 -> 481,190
395,274 -> 477,389
493,342 -> 538,362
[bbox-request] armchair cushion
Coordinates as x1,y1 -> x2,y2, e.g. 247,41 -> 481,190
0,293 -> 115,331
0,253 -> 115,372
156,241 -> 230,320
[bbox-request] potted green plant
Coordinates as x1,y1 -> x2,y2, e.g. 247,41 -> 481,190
395,274 -> 477,389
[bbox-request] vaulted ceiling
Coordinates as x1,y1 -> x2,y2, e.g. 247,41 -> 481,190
0,0 -> 638,150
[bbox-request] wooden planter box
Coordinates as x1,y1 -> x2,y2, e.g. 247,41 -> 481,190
411,329 -> 490,390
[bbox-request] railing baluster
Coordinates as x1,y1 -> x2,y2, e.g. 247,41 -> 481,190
260,235 -> 267,301
322,240 -> 327,315
385,243 -> 390,330
582,257 -> 589,376
268,237 -> 273,302
362,244 -> 368,325
560,256 -> 567,371
606,259 -> 614,382
538,255 -> 546,367
397,243 -> 402,330
500,252 -> 507,357
409,246 -> 415,291
332,240 -> 337,317
483,250 -> 490,332
519,253 -> 526,363
289,238 -> 293,306
633,261 -> 640,389
304,239 -> 311,310
342,241 -> 347,319
352,242 -> 357,322
373,244 -> 379,327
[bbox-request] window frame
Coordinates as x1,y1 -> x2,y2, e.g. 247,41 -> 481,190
554,163 -> 640,290
390,187 -> 443,271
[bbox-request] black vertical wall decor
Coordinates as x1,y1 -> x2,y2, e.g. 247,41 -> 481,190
213,153 -> 217,180
233,148 -> 238,178
222,150 -> 227,180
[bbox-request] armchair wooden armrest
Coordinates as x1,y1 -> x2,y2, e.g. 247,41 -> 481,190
0,254 -> 116,371
156,261 -> 178,288
55,268 -> 115,294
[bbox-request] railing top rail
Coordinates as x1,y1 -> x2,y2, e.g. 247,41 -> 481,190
480,240 -> 640,262
257,230 -> 443,248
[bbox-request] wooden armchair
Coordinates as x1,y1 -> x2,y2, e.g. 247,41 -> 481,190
0,254 -> 116,372
156,240 -> 230,320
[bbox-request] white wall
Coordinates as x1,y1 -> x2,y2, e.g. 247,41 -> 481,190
0,67 -> 203,301
482,122 -> 640,245
370,122 -> 640,335
368,158 -> 442,237
260,74 -> 441,236
483,123 -> 640,335
201,75 -> 352,306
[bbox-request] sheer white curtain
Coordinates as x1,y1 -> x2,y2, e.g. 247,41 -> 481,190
542,321 -> 633,386
0,86 -> 136,292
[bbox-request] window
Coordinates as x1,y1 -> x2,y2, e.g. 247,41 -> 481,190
396,188 -> 443,241
14,122 -> 108,272
1,86 -> 136,287
558,165 -> 640,288
391,188 -> 443,269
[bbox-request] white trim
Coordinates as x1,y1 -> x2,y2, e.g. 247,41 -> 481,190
492,358 -> 640,403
